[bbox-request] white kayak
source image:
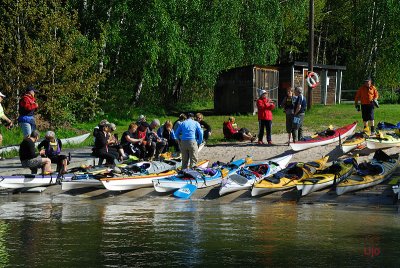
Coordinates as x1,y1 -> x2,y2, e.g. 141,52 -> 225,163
61,173 -> 105,191
0,173 -> 73,189
101,160 -> 209,191
219,154 -> 292,196
365,133 -> 400,149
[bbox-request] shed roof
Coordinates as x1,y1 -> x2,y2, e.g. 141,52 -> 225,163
277,61 -> 346,71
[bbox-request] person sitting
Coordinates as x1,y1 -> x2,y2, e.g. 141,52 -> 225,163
195,113 -> 212,142
134,122 -> 154,160
93,123 -> 119,165
38,131 -> 69,174
108,123 -> 127,161
157,120 -> 180,153
120,122 -> 143,158
148,119 -> 167,160
93,119 -> 109,143
19,130 -> 52,174
223,116 -> 255,142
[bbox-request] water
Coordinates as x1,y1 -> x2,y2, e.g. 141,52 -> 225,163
0,193 -> 399,267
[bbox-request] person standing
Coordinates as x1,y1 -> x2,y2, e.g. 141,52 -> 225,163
19,130 -> 52,174
256,89 -> 275,145
293,86 -> 307,142
175,113 -> 203,169
18,86 -> 38,137
0,91 -> 14,148
280,87 -> 296,145
354,77 -> 379,135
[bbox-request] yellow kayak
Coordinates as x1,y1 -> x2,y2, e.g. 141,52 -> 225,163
341,132 -> 367,153
251,156 -> 329,196
336,150 -> 399,195
296,157 -> 356,196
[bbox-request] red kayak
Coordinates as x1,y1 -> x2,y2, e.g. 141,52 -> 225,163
290,122 -> 357,151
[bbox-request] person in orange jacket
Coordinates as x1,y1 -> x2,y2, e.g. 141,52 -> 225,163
256,89 -> 275,144
354,77 -> 379,135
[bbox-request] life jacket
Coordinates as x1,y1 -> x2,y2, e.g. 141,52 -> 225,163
46,139 -> 61,156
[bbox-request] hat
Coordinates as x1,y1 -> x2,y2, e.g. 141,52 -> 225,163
151,119 -> 160,127
109,123 -> 117,131
26,85 -> 37,93
137,115 -> 146,123
259,89 -> 267,96
45,131 -> 55,139
364,77 -> 372,82
99,119 -> 109,126
0,92 -> 5,98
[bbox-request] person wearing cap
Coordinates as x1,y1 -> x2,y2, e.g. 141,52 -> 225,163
354,77 -> 379,135
137,114 -> 146,124
18,86 -> 39,137
107,123 -> 128,161
147,119 -> 166,160
93,123 -> 119,165
0,91 -> 14,148
293,86 -> 307,142
19,130 -> 52,174
256,89 -> 275,145
38,131 -> 69,174
175,113 -> 203,169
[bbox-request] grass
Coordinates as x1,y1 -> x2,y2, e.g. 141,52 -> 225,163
2,103 -> 399,158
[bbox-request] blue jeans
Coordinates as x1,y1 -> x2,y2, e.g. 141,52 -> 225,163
20,122 -> 36,137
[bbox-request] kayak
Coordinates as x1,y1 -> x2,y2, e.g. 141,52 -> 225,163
101,160 -> 208,191
219,154 -> 293,196
153,158 -> 248,193
290,122 -> 357,151
341,132 -> 367,153
336,150 -> 399,195
296,157 -> 356,196
251,156 -> 329,196
61,173 -> 105,191
0,173 -> 73,189
366,132 -> 400,149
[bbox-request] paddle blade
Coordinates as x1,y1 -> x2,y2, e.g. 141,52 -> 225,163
173,184 -> 197,199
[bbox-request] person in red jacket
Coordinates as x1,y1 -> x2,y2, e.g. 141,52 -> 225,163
18,86 -> 39,137
256,89 -> 275,144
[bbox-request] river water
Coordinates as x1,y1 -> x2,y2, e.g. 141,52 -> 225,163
0,193 -> 399,267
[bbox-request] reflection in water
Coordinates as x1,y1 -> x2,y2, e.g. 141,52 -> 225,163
0,194 -> 399,266
0,221 -> 10,267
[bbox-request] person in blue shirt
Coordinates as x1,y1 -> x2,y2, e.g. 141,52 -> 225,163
293,86 -> 307,142
175,113 -> 203,169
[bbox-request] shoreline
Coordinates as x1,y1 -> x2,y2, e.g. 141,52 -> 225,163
1,133 -> 399,206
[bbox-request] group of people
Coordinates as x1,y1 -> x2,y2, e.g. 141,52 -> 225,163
0,77 -> 379,174
91,112 -> 209,170
222,77 -> 376,147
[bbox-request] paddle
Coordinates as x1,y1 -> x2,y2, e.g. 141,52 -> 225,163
173,184 -> 198,199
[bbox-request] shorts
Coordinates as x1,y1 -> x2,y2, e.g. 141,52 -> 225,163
21,156 -> 43,169
361,104 -> 374,121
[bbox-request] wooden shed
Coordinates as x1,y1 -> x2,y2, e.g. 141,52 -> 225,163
276,61 -> 346,106
214,65 -> 279,114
